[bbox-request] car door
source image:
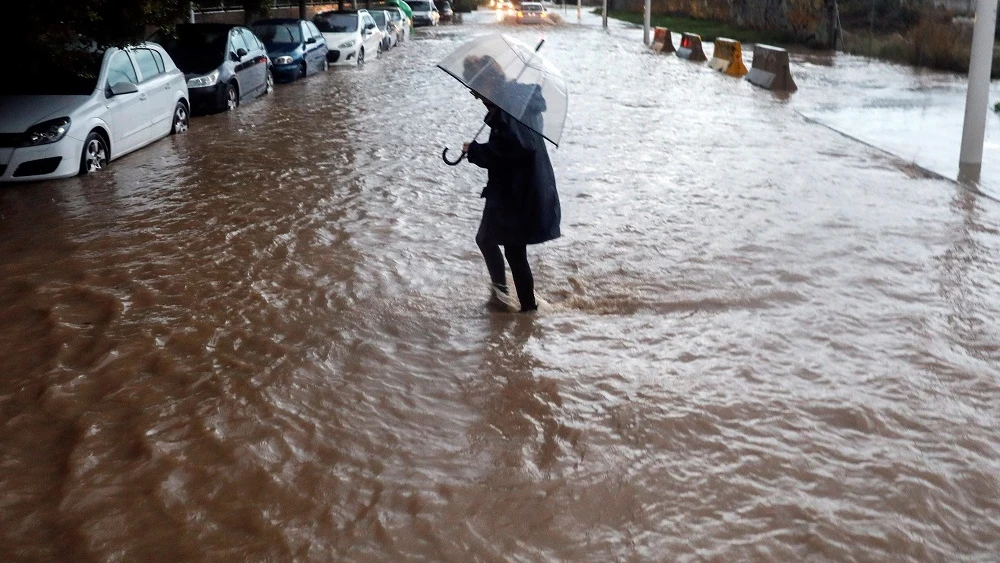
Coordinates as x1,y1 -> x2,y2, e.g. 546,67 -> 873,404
103,49 -> 150,155
309,22 -> 328,68
361,13 -> 380,55
301,22 -> 318,73
228,28 -> 258,97
240,28 -> 269,89
132,47 -> 173,138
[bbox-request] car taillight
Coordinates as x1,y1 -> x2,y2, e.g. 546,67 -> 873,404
517,10 -> 523,15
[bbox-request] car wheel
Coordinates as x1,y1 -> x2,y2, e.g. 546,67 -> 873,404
321,58 -> 329,71
79,131 -> 108,175
170,101 -> 189,134
225,82 -> 239,111
265,70 -> 274,94
377,43 -> 383,58
357,48 -> 364,66
300,62 -> 308,80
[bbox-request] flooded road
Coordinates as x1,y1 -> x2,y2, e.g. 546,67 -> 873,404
2,11 -> 1000,562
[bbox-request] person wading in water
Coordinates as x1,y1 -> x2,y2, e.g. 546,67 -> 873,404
461,55 -> 561,313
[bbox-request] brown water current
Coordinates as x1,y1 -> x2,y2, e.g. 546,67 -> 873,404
2,11 -> 1000,562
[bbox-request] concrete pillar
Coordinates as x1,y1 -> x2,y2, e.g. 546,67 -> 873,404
958,0 -> 999,184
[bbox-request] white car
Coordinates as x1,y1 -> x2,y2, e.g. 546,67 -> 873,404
384,7 -> 411,43
516,1 -> 548,24
409,0 -> 440,27
314,10 -> 384,66
0,43 -> 189,182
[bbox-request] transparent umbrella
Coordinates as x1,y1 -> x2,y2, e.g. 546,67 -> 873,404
437,33 -> 568,165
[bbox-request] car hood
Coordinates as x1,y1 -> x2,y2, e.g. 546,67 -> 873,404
266,44 -> 302,58
322,31 -> 358,45
0,95 -> 91,134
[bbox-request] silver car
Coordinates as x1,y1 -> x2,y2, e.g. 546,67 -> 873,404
0,43 -> 189,182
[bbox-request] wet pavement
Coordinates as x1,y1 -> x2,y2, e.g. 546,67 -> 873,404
2,9 -> 1000,562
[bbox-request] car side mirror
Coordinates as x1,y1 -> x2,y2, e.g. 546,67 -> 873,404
306,36 -> 316,44
108,81 -> 139,96
230,51 -> 240,61
237,47 -> 249,58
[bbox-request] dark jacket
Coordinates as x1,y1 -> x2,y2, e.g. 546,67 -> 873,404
467,105 -> 560,246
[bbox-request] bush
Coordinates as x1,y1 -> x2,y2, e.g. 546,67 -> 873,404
839,0 -> 920,34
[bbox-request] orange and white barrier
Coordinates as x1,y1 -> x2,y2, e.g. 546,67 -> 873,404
651,27 -> 675,53
676,33 -> 707,62
708,38 -> 748,77
746,44 -> 797,92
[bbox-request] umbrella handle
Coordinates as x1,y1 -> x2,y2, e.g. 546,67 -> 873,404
442,147 -> 466,166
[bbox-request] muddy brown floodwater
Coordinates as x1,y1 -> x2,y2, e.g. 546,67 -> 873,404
1,10 -> 999,562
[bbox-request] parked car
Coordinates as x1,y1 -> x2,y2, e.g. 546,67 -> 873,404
251,18 -> 329,82
370,10 -> 397,51
408,0 -> 440,26
516,2 -> 548,24
0,43 -> 189,182
440,1 -> 454,22
151,24 -> 273,114
382,7 -> 411,42
314,10 -> 383,66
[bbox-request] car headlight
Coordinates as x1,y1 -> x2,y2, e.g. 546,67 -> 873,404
339,39 -> 356,49
187,70 -> 220,88
274,56 -> 294,65
22,117 -> 71,146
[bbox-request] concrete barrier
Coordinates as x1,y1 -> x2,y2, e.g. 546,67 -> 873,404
651,27 -> 675,53
676,33 -> 707,62
708,37 -> 748,77
746,44 -> 797,92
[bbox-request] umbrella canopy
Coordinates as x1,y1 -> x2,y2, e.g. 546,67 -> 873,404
437,34 -> 567,146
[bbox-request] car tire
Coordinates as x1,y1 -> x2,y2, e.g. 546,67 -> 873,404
79,131 -> 108,175
265,69 -> 274,94
321,58 -> 329,71
300,62 -> 308,80
170,101 -> 189,135
225,82 -> 239,111
357,48 -> 364,66
377,43 -> 383,58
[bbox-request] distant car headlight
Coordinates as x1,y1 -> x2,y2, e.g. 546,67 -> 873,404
339,39 -> 357,49
274,56 -> 294,65
22,117 -> 71,146
187,69 -> 220,88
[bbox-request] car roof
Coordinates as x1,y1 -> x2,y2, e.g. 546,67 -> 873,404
177,23 -> 242,30
252,18 -> 307,25
316,8 -> 368,15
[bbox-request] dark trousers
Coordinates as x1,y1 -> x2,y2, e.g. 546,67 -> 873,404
476,220 -> 537,312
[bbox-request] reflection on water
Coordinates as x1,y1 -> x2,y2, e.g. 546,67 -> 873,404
1,10 -> 1000,562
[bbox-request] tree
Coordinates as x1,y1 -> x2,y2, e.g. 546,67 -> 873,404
2,0 -> 274,63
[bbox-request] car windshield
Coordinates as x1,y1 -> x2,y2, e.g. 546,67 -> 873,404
523,3 -> 541,8
151,26 -> 228,74
314,14 -> 358,33
371,12 -> 387,25
409,1 -> 431,10
252,23 -> 302,46
387,10 -> 401,21
1,50 -> 103,95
